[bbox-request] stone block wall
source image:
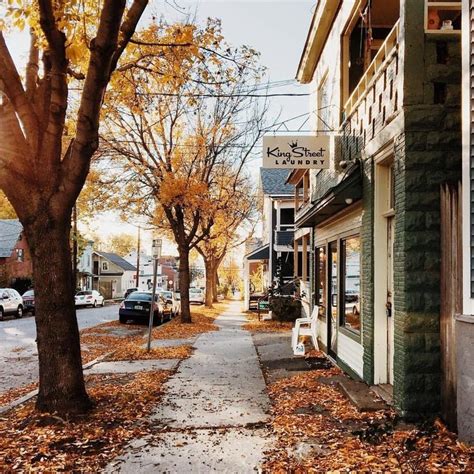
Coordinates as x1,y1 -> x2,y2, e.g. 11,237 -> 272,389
392,32 -> 461,417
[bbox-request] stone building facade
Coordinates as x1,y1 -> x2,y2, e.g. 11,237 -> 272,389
291,0 -> 461,419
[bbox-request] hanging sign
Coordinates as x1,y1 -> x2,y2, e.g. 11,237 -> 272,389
262,135 -> 330,169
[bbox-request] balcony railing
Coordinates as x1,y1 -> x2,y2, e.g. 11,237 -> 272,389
340,19 -> 402,163
343,20 -> 400,119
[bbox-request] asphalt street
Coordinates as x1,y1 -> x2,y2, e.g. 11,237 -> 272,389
0,304 -> 118,396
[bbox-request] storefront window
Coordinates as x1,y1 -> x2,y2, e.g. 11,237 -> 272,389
341,236 -> 361,333
315,246 -> 327,318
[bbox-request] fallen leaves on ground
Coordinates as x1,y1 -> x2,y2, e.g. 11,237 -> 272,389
1,303 -> 225,409
243,311 -> 293,333
0,370 -> 170,472
262,361 -> 474,472
108,344 -> 193,361
0,382 -> 37,408
150,304 -> 223,340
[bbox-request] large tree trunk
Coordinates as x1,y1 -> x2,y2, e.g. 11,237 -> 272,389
178,244 -> 192,323
212,267 -> 219,303
24,215 -> 91,414
204,258 -> 214,308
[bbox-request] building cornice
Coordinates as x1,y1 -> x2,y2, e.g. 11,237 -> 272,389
296,0 -> 342,84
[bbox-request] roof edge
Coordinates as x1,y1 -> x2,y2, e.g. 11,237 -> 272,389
296,0 -> 342,84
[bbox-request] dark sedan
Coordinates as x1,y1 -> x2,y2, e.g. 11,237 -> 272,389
22,289 -> 35,314
119,291 -> 172,325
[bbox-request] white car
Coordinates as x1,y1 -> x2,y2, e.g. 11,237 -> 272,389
75,290 -> 104,308
0,288 -> 24,320
159,290 -> 181,317
189,287 -> 204,305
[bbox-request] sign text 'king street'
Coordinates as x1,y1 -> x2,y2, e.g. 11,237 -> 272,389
262,135 -> 330,169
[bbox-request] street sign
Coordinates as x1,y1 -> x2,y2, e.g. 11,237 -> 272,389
262,135 -> 330,169
152,238 -> 162,259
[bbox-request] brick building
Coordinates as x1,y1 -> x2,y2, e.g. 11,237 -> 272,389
289,0 -> 461,420
0,219 -> 33,290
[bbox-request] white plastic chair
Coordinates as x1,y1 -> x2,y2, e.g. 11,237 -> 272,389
291,305 -> 319,355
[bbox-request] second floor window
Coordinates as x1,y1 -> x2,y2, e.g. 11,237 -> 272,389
279,208 -> 294,230
16,248 -> 24,262
102,261 -> 109,271
318,73 -> 331,132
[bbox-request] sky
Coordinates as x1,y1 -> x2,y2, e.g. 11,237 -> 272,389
3,0 -> 315,256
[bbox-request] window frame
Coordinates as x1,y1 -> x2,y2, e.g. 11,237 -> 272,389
16,248 -> 24,262
339,234 -> 362,336
314,226 -> 363,344
315,244 -> 327,320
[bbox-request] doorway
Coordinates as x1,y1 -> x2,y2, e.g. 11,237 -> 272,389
386,216 -> 395,385
328,241 -> 338,356
374,153 -> 395,385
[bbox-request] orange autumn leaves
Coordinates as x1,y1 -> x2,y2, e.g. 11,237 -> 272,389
262,365 -> 474,472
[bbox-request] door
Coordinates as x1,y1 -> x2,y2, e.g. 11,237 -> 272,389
328,241 -> 338,356
386,216 -> 395,385
440,182 -> 462,430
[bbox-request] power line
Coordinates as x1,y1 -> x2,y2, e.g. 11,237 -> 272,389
135,92 -> 309,98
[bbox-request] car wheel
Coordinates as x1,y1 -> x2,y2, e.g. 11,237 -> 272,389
152,312 -> 160,326
0,307 -> 4,321
92,300 -> 97,308
15,306 -> 23,318
119,314 -> 127,324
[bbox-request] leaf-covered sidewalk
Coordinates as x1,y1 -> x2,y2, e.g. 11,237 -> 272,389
0,303 -> 225,472
248,319 -> 474,472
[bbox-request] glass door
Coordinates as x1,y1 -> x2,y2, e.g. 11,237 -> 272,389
328,241 -> 338,356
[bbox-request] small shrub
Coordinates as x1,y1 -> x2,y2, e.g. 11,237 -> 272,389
269,296 -> 301,322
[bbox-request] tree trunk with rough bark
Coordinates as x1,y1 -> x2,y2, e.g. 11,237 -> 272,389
204,258 -> 215,308
213,267 -> 219,302
0,0 -> 148,415
178,245 -> 192,323
25,215 -> 91,413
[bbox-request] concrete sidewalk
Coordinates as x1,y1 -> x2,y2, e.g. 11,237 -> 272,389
106,301 -> 275,473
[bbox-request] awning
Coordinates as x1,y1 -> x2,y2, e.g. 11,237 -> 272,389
245,244 -> 269,261
296,163 -> 362,228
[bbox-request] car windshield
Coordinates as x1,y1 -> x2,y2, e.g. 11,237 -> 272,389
76,291 -> 92,296
161,291 -> 172,299
190,288 -> 202,294
23,290 -> 34,297
127,292 -> 157,301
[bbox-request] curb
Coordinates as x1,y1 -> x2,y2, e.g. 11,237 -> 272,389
0,351 -> 113,415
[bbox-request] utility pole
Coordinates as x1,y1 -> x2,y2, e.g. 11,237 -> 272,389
135,225 -> 141,289
147,238 -> 162,352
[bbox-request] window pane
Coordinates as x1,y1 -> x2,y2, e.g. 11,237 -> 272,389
315,246 -> 327,318
342,236 -> 361,333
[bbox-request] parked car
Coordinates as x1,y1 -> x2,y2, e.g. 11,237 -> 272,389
119,291 -> 172,325
189,287 -> 205,305
0,288 -> 24,320
75,290 -> 104,308
124,287 -> 138,299
159,290 -> 181,317
22,289 -> 35,314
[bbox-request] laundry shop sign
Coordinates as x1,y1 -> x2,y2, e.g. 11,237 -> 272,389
262,135 -> 330,169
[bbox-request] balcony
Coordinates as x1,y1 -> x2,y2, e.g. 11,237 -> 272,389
341,20 -> 402,160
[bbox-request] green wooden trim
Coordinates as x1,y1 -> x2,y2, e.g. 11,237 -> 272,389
329,354 -> 364,382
